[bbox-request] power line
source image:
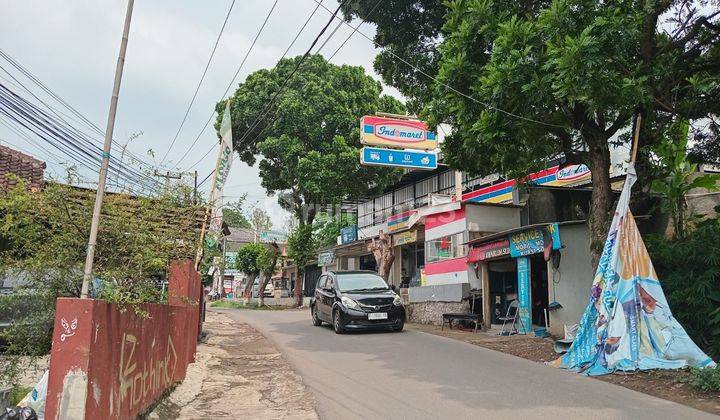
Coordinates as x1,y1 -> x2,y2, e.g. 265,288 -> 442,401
174,0 -> 280,168
159,0 -> 237,165
327,0 -> 383,61
311,0 -> 564,129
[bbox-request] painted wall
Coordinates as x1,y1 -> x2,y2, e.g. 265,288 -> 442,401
548,224 -> 595,336
465,204 -> 522,233
44,261 -> 201,420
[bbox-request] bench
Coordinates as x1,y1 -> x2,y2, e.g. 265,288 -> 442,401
442,313 -> 482,333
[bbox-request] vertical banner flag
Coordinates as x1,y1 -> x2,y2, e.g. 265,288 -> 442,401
551,164 -> 715,375
205,102 -> 234,249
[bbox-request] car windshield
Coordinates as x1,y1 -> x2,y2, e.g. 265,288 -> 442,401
336,273 -> 389,292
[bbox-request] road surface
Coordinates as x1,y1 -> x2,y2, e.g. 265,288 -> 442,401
217,308 -> 716,420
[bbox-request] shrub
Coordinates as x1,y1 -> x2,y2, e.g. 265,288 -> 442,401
690,366 -> 720,392
646,215 -> 720,360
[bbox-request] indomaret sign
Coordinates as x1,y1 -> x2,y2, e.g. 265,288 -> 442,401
360,115 -> 438,150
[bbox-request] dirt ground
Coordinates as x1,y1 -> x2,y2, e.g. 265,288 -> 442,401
147,311 -> 318,420
407,322 -> 720,416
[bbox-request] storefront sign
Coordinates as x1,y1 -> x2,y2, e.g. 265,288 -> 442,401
467,239 -> 510,262
361,147 -> 438,170
317,250 -> 335,267
340,225 -> 358,244
387,209 -> 418,233
517,257 -> 532,334
393,229 -> 417,246
259,230 -> 287,243
360,115 -> 438,150
508,223 -> 562,258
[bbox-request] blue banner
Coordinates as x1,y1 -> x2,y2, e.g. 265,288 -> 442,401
360,147 -> 437,170
340,225 -> 358,244
517,257 -> 532,334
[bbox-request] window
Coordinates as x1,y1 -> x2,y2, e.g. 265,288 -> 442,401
316,275 -> 327,290
425,233 -> 466,263
336,273 -> 388,292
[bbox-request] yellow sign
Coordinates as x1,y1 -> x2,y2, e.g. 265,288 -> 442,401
393,229 -> 417,246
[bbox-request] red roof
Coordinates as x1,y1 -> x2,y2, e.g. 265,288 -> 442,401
0,144 -> 46,191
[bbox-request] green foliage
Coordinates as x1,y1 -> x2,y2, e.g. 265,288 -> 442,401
234,243 -> 265,276
690,366 -> 720,392
0,177 -> 200,382
286,224 -> 315,271
219,54 -> 404,224
222,197 -> 251,229
650,119 -> 720,238
313,213 -> 355,249
10,385 -> 32,405
646,215 -> 720,360
248,207 -> 272,234
340,0 -> 446,113
256,245 -> 279,278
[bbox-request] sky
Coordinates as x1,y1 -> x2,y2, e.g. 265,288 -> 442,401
0,0 -> 402,230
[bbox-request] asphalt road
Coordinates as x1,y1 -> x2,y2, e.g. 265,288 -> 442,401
218,308 -> 716,420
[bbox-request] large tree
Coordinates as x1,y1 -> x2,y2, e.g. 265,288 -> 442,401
341,1 -> 445,113
428,0 -> 720,265
218,54 -> 404,305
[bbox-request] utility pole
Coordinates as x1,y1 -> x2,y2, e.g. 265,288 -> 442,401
154,169 -> 183,193
194,170 -> 198,205
81,0 -> 135,299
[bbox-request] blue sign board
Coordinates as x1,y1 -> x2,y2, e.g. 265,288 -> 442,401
340,225 -> 358,244
517,257 -> 532,334
360,147 -> 437,170
508,223 -> 562,258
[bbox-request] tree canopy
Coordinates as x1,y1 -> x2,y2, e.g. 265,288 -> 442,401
217,54 -> 405,227
222,197 -> 251,229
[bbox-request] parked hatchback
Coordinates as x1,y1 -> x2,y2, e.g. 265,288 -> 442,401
310,270 -> 405,334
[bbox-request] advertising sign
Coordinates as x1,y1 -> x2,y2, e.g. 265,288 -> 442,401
259,230 -> 287,243
340,225 -> 358,244
361,147 -> 437,170
360,116 -> 438,150
393,229 -> 417,246
317,250 -> 335,267
508,223 -> 562,258
516,257 -> 532,334
387,209 -> 418,233
467,239 -> 510,262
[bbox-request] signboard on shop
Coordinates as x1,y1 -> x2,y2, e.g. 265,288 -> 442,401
340,225 -> 358,244
317,250 -> 335,267
393,229 -> 417,246
360,147 -> 438,170
360,115 -> 438,150
467,239 -> 510,262
508,223 -> 562,258
387,210 -> 418,233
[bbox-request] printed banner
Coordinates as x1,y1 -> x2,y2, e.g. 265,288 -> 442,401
360,115 -> 438,150
393,229 -> 417,246
517,257 -> 532,334
508,223 -> 562,258
204,102 -> 234,250
551,164 -> 716,375
360,146 -> 438,170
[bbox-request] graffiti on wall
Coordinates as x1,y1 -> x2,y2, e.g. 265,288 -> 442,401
112,332 -> 178,414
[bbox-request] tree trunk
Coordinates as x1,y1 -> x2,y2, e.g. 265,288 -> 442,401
243,273 -> 256,305
294,267 -> 304,307
367,230 -> 395,282
258,272 -> 269,307
586,142 -> 613,270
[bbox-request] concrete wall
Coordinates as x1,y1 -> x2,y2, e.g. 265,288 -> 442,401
465,204 -> 522,233
548,224 -> 594,336
408,283 -> 470,303
407,301 -> 469,325
44,261 -> 201,420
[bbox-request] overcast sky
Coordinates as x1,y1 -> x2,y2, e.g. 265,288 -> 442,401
0,0 -> 402,229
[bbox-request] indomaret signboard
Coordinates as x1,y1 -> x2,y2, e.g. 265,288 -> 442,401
360,115 -> 438,150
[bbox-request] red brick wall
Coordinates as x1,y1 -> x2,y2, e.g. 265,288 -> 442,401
44,260 -> 201,420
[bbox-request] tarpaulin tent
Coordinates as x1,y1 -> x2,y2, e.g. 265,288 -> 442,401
551,164 -> 716,375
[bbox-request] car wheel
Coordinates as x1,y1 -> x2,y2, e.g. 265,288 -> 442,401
312,305 -> 322,326
393,318 -> 404,332
333,308 -> 345,334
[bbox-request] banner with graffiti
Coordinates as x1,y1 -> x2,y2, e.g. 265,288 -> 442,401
204,102 -> 234,249
551,164 -> 715,375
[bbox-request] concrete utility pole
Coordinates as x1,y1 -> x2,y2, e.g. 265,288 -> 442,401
80,0 -> 135,298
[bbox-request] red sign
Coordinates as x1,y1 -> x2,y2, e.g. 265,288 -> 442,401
360,115 -> 438,150
467,239 -> 510,262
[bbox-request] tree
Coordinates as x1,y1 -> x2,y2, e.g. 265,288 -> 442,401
428,0 -> 720,266
313,212 -> 355,249
367,230 -> 395,282
222,196 -> 251,229
235,243 -> 264,304
651,119 -> 720,238
256,244 -> 279,306
340,1 -> 445,113
286,225 -> 315,307
248,206 -> 272,237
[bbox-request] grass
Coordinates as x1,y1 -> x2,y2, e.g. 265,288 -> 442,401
10,385 -> 32,405
209,300 -> 294,310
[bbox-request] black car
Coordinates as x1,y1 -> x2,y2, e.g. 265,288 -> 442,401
310,270 -> 405,334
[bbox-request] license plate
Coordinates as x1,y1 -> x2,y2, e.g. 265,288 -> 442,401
368,312 -> 388,320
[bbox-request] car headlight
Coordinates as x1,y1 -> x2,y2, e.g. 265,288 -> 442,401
341,296 -> 360,310
393,294 -> 403,306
